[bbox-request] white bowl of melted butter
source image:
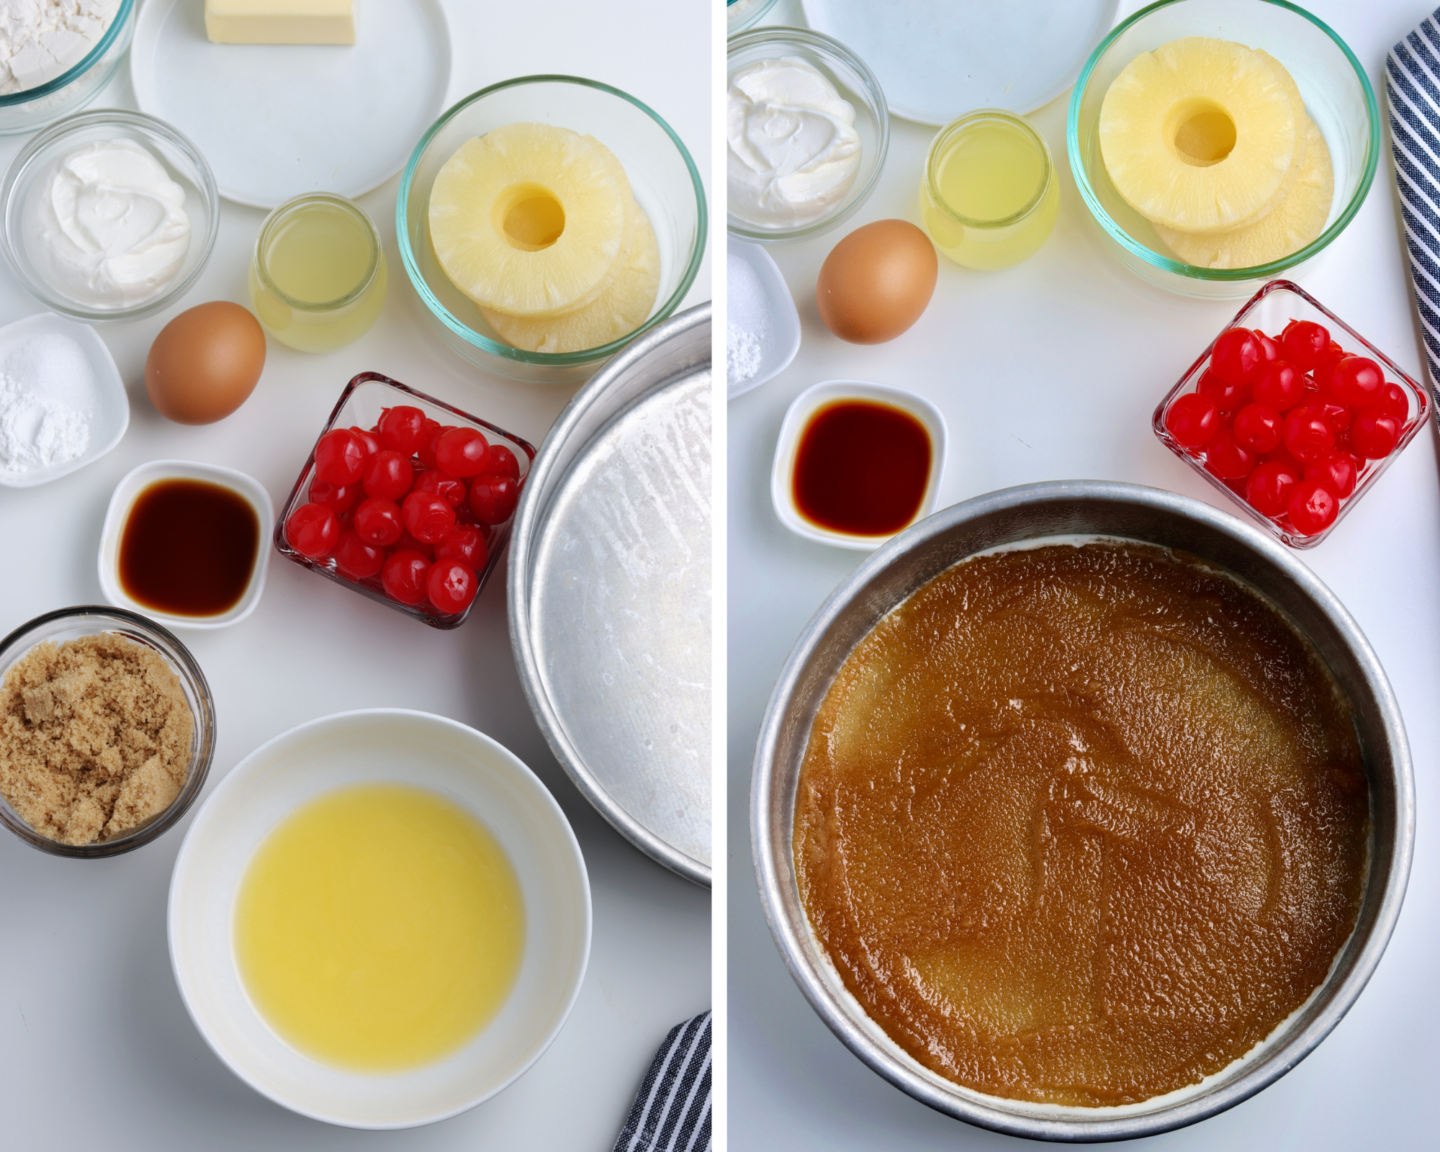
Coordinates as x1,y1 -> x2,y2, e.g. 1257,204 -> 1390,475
167,709 -> 591,1128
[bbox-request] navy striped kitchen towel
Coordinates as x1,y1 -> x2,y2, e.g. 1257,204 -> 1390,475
1388,9 -> 1440,408
612,1011 -> 711,1152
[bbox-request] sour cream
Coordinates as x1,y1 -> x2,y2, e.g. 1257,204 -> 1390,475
727,57 -> 862,230
26,139 -> 191,310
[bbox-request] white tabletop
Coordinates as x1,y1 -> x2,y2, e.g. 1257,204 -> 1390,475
0,1 -> 711,1148
728,0 -> 1440,1148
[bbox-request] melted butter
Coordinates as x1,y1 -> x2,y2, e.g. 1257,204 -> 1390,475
235,783 -> 524,1072
794,542 -> 1368,1107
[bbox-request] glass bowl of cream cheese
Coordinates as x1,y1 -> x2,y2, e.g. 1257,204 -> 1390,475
727,27 -> 889,243
0,108 -> 219,323
0,0 -> 136,135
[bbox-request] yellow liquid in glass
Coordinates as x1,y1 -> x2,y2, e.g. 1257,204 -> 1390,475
920,113 -> 1059,271
234,783 -> 524,1072
249,197 -> 388,353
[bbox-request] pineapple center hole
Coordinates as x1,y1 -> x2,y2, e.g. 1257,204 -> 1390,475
500,185 -> 565,251
1169,101 -> 1237,167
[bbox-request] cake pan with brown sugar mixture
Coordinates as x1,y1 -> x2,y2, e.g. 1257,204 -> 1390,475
0,631 -> 195,846
793,541 -> 1370,1109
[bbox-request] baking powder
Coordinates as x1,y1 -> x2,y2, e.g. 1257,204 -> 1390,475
0,330 -> 94,475
0,0 -> 122,96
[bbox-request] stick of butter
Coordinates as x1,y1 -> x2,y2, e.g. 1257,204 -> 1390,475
205,0 -> 356,45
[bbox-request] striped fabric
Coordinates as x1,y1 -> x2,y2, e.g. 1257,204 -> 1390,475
1388,9 -> 1440,408
612,1011 -> 712,1152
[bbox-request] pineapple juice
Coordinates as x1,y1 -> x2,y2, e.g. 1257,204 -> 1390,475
920,110 -> 1059,271
250,193 -> 388,353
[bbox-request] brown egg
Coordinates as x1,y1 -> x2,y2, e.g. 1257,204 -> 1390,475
816,220 -> 938,344
145,302 -> 266,425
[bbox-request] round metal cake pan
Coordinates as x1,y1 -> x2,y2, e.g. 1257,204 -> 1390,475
752,480 -> 1413,1141
510,303 -> 712,887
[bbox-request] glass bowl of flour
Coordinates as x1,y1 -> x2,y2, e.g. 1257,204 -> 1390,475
0,0 -> 136,135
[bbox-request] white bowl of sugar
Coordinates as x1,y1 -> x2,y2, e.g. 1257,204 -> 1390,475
0,311 -> 128,488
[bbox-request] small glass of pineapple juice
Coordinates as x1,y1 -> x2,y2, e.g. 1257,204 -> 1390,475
920,109 -> 1058,271
250,193 -> 388,353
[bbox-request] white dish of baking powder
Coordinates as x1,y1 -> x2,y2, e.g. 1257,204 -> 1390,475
0,311 -> 127,488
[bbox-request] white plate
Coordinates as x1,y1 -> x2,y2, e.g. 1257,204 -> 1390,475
129,0 -> 452,208
0,311 -> 128,488
98,459 -> 274,629
800,0 -> 1119,124
771,379 -> 947,550
727,240 -> 800,400
168,710 -> 591,1129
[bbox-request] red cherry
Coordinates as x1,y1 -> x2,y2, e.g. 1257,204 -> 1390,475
1316,402 -> 1352,437
314,428 -> 366,486
348,426 -> 382,459
332,531 -> 385,580
416,419 -> 444,469
1211,328 -> 1264,387
1246,460 -> 1301,516
1375,382 -> 1410,422
378,406 -> 427,455
1252,361 -> 1304,412
426,560 -> 478,615
1327,357 -> 1385,408
468,474 -> 520,524
285,502 -> 340,559
1233,403 -> 1282,453
1288,477 -> 1339,535
381,550 -> 431,605
435,427 -> 490,477
308,477 -> 359,515
1279,320 -> 1330,370
1350,411 -> 1401,459
1196,368 -> 1249,413
480,444 -> 521,482
1204,430 -> 1256,480
1164,393 -> 1221,451
413,468 -> 468,508
1282,406 -> 1336,462
1254,331 -> 1280,362
435,524 -> 488,570
353,497 -> 403,546
402,490 -> 457,544
362,449 -> 414,501
1306,452 -> 1359,499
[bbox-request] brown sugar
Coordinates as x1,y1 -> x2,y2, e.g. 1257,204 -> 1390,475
0,633 -> 195,846
794,542 -> 1369,1107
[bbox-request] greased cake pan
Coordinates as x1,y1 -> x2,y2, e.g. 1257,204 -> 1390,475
509,303 -> 712,886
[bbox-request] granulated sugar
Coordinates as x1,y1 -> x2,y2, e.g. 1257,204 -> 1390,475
0,330 -> 95,476
727,248 -> 768,389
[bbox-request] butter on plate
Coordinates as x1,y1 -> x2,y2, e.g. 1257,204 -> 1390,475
205,0 -> 356,45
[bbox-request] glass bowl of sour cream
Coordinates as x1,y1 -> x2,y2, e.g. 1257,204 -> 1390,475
727,27 -> 890,244
0,108 -> 219,324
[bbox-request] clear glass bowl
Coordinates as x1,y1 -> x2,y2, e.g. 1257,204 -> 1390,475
0,108 -> 219,323
727,27 -> 889,244
1153,280 -> 1430,548
0,605 -> 216,858
397,76 -> 707,386
728,0 -> 779,35
0,0 -> 135,136
1067,0 -> 1378,299
275,372 -> 537,629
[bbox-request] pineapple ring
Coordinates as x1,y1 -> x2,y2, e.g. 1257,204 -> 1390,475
429,123 -> 636,317
481,197 -> 661,354
1156,115 -> 1333,268
1099,38 -> 1302,235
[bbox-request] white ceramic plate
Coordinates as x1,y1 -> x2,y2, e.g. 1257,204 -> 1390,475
168,710 -> 591,1129
727,239 -> 800,400
0,311 -> 128,488
772,379 -> 948,550
129,0 -> 451,208
800,0 -> 1119,124
97,459 -> 274,630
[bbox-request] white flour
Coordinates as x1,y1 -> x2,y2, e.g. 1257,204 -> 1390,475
0,0 -> 121,95
0,330 -> 94,475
